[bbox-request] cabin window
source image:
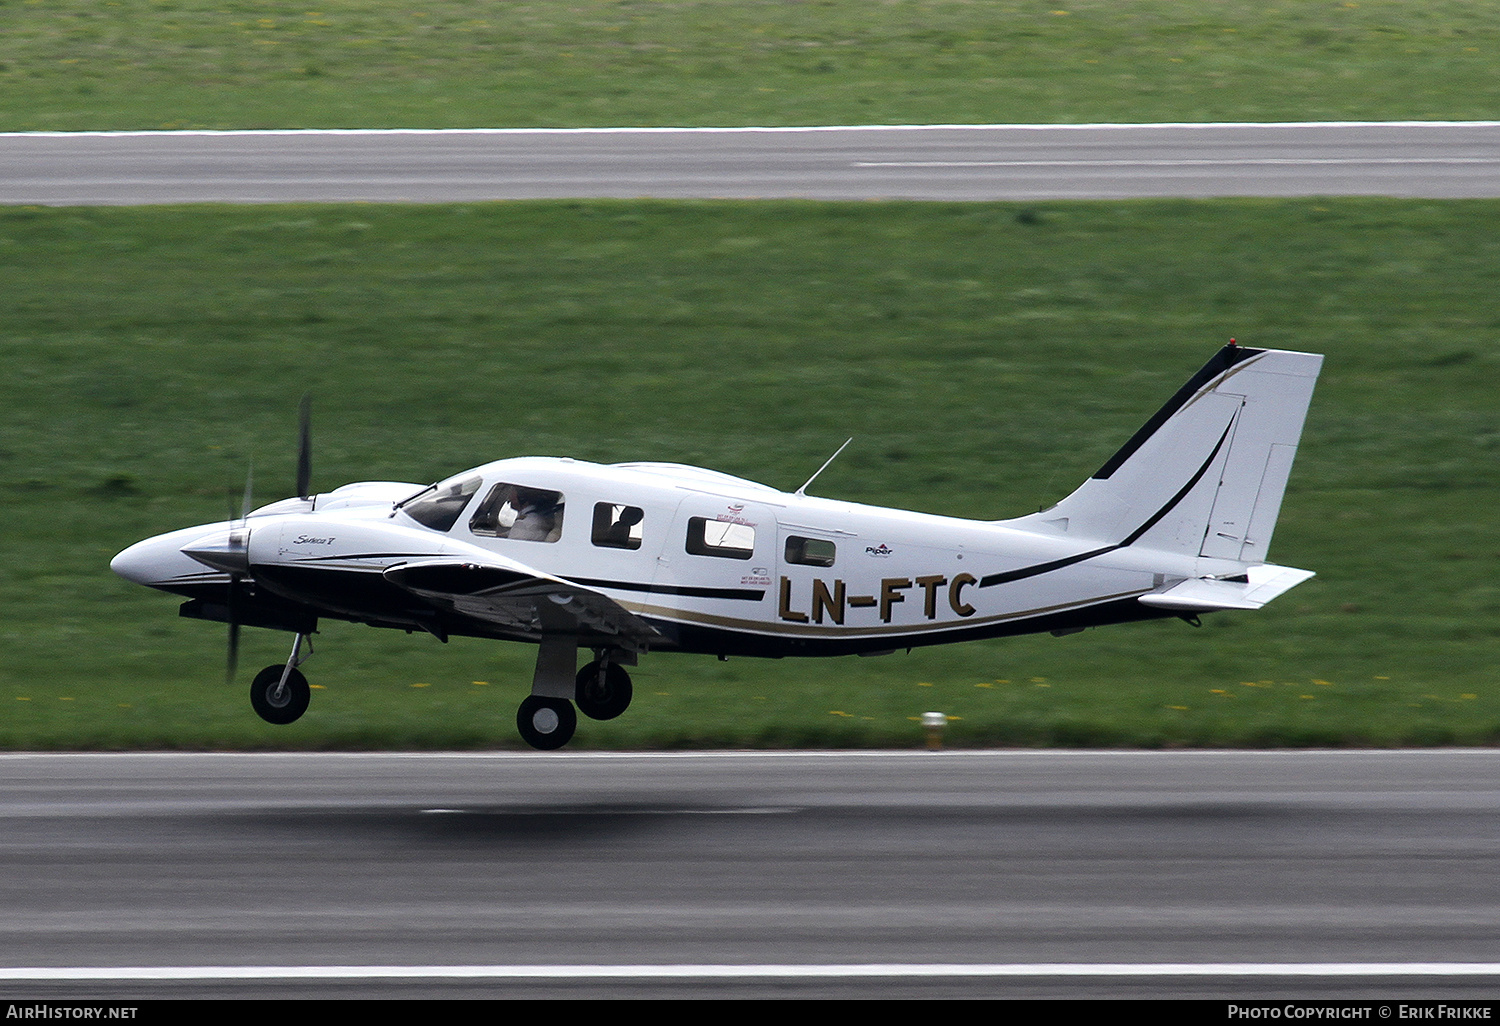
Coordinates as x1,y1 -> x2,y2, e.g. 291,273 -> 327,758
785,535 -> 836,568
685,517 -> 755,560
469,483 -> 565,542
400,474 -> 482,532
592,503 -> 644,550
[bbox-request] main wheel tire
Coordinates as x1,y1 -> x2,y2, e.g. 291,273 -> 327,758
517,695 -> 577,750
250,665 -> 310,725
575,661 -> 633,721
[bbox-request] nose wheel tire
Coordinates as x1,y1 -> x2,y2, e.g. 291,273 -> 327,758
250,665 -> 310,725
517,695 -> 577,750
575,661 -> 633,721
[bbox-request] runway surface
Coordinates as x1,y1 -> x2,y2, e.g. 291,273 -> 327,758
4,122 -> 1500,204
2,750 -> 1498,998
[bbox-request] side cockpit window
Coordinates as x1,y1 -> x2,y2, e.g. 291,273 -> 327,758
592,503 -> 644,550
470,483 -> 565,542
400,475 -> 482,532
785,535 -> 836,567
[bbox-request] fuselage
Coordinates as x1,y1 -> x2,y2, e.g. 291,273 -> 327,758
112,455 -> 1204,657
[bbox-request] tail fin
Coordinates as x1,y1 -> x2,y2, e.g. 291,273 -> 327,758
1013,344 -> 1323,564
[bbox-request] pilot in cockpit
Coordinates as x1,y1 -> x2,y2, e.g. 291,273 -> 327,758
508,488 -> 564,542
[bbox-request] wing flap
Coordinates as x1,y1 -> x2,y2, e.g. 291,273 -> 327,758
383,560 -> 659,645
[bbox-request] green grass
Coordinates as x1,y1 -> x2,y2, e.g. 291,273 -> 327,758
4,0 -> 1499,130
1,198 -> 1497,749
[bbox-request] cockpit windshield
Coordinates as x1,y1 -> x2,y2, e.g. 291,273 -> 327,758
397,474 -> 482,532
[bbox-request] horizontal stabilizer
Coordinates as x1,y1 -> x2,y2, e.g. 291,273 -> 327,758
1138,564 -> 1315,612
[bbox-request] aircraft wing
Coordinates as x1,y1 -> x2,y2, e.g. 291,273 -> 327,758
383,559 -> 660,646
1137,563 -> 1315,612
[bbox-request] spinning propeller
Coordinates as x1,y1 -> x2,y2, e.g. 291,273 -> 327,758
223,466 -> 254,684
296,393 -> 313,502
184,398 -> 313,683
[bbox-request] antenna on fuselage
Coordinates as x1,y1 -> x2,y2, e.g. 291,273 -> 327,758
795,437 -> 853,496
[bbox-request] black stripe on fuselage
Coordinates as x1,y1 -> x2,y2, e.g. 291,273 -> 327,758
286,559 -> 763,602
571,577 -> 765,602
287,552 -> 434,563
650,595 -> 1177,658
978,545 -> 1116,588
979,416 -> 1237,589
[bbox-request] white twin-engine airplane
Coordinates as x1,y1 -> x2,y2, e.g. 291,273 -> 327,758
112,342 -> 1322,749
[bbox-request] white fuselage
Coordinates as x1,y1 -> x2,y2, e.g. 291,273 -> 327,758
113,455 -> 1206,657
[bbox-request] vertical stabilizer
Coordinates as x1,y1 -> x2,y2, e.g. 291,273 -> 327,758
1011,345 -> 1323,563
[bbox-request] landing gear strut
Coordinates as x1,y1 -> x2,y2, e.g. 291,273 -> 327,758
514,633 -> 579,751
514,638 -> 638,749
250,633 -> 312,725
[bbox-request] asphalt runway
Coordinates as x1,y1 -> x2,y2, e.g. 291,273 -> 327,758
2,750 -> 1499,999
4,122 -> 1500,204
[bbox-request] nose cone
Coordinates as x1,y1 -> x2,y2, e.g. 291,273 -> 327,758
111,524 -> 237,589
111,535 -> 177,586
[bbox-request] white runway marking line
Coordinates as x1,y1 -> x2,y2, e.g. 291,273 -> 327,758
4,120 -> 1500,138
5,963 -> 1500,981
7,748 -> 1500,762
856,158 -> 1500,169
417,806 -> 798,815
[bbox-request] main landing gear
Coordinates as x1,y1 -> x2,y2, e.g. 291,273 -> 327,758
241,631 -> 634,749
516,695 -> 577,751
514,637 -> 635,750
250,633 -> 312,725
575,659 -> 633,721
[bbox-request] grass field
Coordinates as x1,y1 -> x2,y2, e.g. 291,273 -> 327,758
4,2 -> 1497,748
5,1 -> 1499,130
2,198 -> 1497,749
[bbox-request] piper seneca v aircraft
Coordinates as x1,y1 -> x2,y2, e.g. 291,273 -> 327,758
112,342 -> 1322,749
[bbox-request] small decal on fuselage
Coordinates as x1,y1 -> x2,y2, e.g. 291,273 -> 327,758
715,503 -> 755,527
292,535 -> 335,545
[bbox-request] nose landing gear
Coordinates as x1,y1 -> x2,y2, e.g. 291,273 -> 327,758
250,665 -> 310,724
249,633 -> 313,725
